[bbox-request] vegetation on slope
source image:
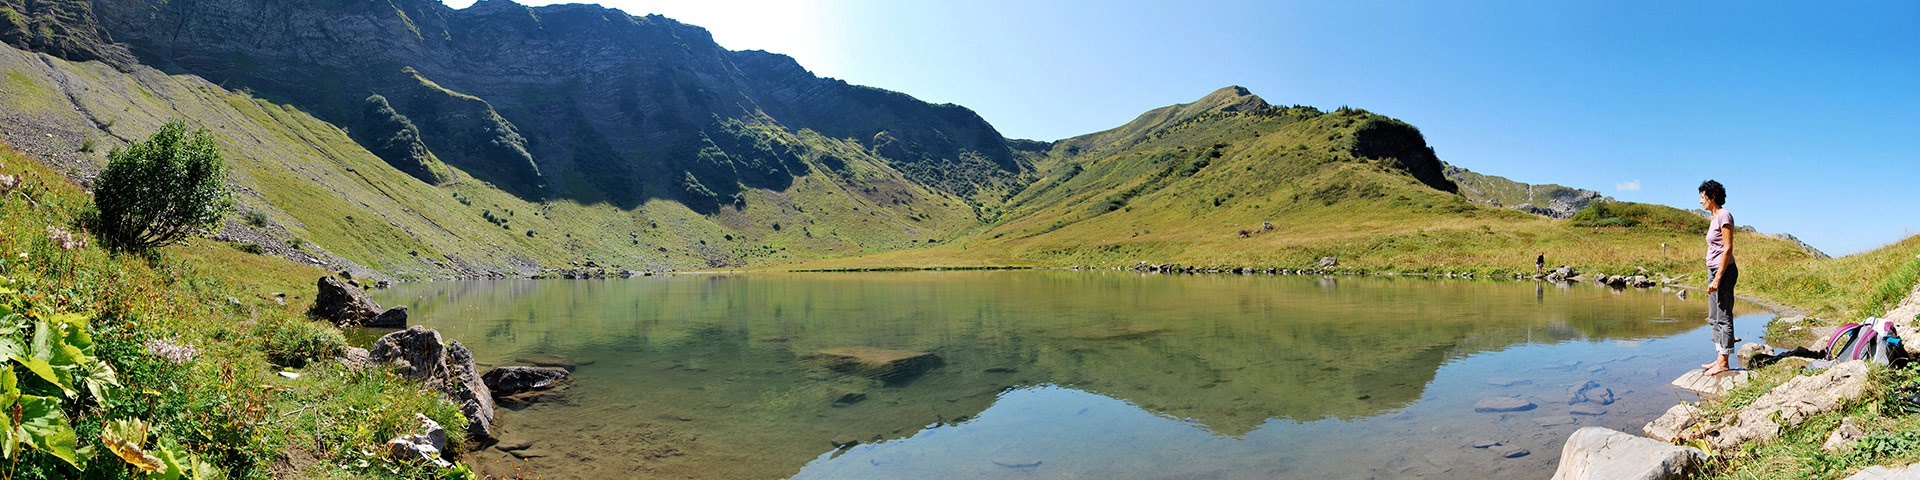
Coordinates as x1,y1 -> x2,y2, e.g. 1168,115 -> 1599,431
0,142 -> 468,479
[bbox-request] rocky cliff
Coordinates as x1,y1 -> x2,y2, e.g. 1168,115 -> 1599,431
90,0 -> 1029,208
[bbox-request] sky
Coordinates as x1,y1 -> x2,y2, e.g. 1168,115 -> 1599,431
440,0 -> 1919,256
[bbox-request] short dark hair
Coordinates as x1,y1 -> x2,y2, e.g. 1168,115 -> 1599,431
1698,180 -> 1727,206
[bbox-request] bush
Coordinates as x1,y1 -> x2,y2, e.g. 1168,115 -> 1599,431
242,208 -> 269,228
91,120 -> 233,252
256,318 -> 346,368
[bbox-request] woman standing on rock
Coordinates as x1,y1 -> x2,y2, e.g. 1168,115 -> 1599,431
1699,180 -> 1738,376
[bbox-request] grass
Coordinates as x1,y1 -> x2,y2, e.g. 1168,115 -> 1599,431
0,143 -> 470,478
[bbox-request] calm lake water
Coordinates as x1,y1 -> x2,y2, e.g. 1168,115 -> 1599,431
374,271 -> 1769,479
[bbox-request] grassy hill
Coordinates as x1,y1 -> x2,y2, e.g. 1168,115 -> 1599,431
796,87 -> 1818,283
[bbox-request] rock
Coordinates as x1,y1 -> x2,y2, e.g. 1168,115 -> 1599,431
993,458 -> 1043,469
338,347 -> 371,370
1551,426 -> 1704,480
1470,439 -> 1502,448
1825,417 -> 1867,453
1475,396 -> 1536,413
811,347 -> 944,383
1709,361 -> 1872,450
1569,404 -> 1608,416
1317,256 -> 1339,268
494,438 -> 533,452
1568,380 -> 1615,405
278,371 -> 302,379
1487,377 -> 1531,387
445,341 -> 497,443
371,327 -> 449,382
832,392 -> 867,406
1739,342 -> 1775,367
1533,415 -> 1576,427
830,436 -> 860,449
482,366 -> 570,396
310,276 -> 384,327
385,413 -> 453,468
369,327 -> 496,443
1628,275 -> 1655,288
508,449 -> 550,459
1643,404 -> 1704,443
367,305 -> 408,328
1843,464 -> 1920,480
1670,368 -> 1753,396
1495,445 -> 1531,459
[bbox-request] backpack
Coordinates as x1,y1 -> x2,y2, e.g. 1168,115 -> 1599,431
1821,317 -> 1903,365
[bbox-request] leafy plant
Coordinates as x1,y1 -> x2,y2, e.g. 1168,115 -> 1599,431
90,120 -> 234,252
255,318 -> 346,368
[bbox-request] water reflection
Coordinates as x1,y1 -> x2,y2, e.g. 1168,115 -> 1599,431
376,272 -> 1761,479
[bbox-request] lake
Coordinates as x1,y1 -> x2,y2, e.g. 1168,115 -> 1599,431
374,271 -> 1770,479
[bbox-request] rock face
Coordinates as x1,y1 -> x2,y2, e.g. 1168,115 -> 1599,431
89,0 -> 1030,207
1550,426 -> 1704,480
811,347 -> 944,383
1706,360 -> 1872,450
310,276 -> 408,328
370,326 -> 496,443
1445,164 -> 1608,219
483,366 -> 570,396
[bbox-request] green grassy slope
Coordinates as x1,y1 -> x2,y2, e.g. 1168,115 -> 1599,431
799,88 -> 1816,283
0,43 -> 980,278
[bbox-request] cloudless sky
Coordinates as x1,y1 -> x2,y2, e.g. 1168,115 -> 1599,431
442,0 -> 1918,256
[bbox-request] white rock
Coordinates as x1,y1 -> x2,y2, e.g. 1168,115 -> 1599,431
1643,404 -> 1704,443
1711,361 -> 1873,450
1843,464 -> 1920,480
1825,417 -> 1867,453
1551,426 -> 1704,480
1670,368 -> 1752,396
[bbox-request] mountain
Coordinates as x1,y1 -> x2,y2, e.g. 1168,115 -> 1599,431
88,0 -> 1034,209
1444,164 -> 1606,219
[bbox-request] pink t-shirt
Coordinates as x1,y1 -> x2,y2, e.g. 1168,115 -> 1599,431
1705,209 -> 1734,268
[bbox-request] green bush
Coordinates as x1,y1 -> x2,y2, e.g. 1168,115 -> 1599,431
256,318 -> 346,368
241,208 -> 269,228
90,120 -> 234,252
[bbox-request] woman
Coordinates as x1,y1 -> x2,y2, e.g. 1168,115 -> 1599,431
1699,180 -> 1738,376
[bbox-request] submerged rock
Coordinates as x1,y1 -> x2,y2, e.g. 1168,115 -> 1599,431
515,354 -> 589,372
811,347 -> 944,382
1474,397 -> 1536,413
1551,426 -> 1703,480
483,366 -> 570,396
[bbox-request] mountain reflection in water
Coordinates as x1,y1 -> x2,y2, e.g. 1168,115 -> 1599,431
376,271 -> 1766,479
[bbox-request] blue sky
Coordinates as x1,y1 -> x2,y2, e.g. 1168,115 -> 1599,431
444,0 -> 1918,256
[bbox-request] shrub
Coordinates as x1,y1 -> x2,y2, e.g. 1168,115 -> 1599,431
91,120 -> 233,252
242,208 -> 269,228
256,318 -> 346,368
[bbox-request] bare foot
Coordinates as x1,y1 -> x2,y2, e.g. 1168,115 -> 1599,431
1702,365 -> 1730,376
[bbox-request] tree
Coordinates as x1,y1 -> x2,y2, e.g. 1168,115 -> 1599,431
91,120 -> 234,252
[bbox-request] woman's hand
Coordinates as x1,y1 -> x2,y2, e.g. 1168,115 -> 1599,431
1707,278 -> 1719,293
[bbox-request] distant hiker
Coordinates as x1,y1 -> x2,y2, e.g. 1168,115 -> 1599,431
1698,180 -> 1739,376
1536,254 -> 1545,275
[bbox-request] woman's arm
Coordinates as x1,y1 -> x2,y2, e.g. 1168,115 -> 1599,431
1710,223 -> 1734,292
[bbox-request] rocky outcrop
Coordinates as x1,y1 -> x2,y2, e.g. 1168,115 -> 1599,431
1444,164 -> 1607,219
1551,427 -> 1703,480
386,413 -> 453,468
310,276 -> 407,328
1704,360 -> 1872,450
811,347 -> 944,383
1670,368 -> 1753,396
1643,404 -> 1705,443
370,326 -> 495,443
483,366 -> 570,396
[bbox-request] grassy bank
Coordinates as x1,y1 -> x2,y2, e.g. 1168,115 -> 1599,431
0,143 -> 469,479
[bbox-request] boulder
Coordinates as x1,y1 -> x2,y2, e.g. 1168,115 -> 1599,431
385,413 -> 453,468
369,327 -> 496,443
1825,417 -> 1867,453
811,347 -> 944,383
1842,464 -> 1920,480
1628,275 -> 1656,288
338,347 -> 372,370
367,305 -> 408,328
483,366 -> 570,396
310,276 -> 383,327
445,341 -> 496,443
1318,256 -> 1339,268
1670,368 -> 1752,396
1643,404 -> 1704,443
1568,380 -> 1615,405
1550,426 -> 1704,480
1474,396 -> 1536,413
1708,360 -> 1872,450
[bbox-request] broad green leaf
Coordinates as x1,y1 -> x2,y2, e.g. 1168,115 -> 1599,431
151,438 -> 191,480
28,319 -> 48,361
16,356 -> 73,397
0,338 -> 22,363
16,394 -> 81,469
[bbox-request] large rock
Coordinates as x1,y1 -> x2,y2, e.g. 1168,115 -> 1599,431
811,347 -> 944,383
1643,404 -> 1705,443
369,327 -> 496,443
386,413 -> 453,469
311,276 -> 383,327
1708,360 -> 1872,450
1317,256 -> 1339,269
1551,426 -> 1704,480
367,305 -> 409,328
1843,464 -> 1920,480
445,341 -> 496,443
1670,368 -> 1753,396
483,366 -> 571,396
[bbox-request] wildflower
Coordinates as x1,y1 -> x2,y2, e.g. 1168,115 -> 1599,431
0,173 -> 18,195
143,338 -> 200,364
45,226 -> 86,250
